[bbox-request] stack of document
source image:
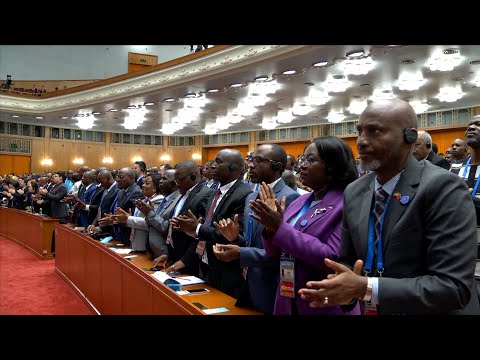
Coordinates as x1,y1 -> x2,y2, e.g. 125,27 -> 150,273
151,271 -> 205,286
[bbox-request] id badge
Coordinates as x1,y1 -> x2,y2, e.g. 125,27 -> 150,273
195,240 -> 206,257
364,302 -> 378,316
279,257 -> 295,298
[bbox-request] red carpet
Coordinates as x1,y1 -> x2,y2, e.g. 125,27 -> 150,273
0,237 -> 93,315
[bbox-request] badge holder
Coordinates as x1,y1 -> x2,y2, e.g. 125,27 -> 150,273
279,255 -> 295,298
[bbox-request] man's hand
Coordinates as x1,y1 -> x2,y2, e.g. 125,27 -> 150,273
74,200 -> 86,210
212,243 -> 240,262
153,254 -> 168,267
134,198 -> 154,216
87,225 -> 100,234
115,207 -> 131,224
298,259 -> 366,307
213,214 -> 239,242
170,210 -> 199,238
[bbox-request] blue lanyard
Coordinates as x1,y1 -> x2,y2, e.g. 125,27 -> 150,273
364,197 -> 391,276
291,193 -> 313,227
462,157 -> 480,197
245,215 -> 254,247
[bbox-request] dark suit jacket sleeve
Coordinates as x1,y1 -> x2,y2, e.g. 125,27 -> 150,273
197,192 -> 249,245
472,196 -> 480,226
45,184 -> 68,201
240,247 -> 277,267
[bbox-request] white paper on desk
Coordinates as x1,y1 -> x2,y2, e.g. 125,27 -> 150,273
110,248 -> 132,254
151,272 -> 205,286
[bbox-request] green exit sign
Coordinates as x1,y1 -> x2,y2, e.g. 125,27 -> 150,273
10,143 -> 18,149
140,58 -> 147,63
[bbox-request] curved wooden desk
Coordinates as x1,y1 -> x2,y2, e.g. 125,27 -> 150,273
0,206 -> 57,259
54,224 -> 261,315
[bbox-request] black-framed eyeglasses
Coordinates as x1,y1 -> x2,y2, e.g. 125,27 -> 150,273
174,173 -> 195,183
251,155 -> 276,166
298,155 -> 318,168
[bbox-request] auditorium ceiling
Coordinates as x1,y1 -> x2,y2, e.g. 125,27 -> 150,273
1,45 -> 479,136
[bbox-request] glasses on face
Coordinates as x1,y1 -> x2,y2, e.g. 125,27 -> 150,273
298,155 -> 318,168
251,155 -> 275,166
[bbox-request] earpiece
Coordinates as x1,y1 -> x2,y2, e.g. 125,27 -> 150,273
404,128 -> 418,144
189,173 -> 197,181
228,163 -> 237,171
426,143 -> 432,149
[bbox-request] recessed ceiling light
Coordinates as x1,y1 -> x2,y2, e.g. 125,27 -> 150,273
92,112 -> 101,115
346,49 -> 365,58
230,83 -> 242,88
207,89 -> 219,93
382,90 -> 392,93
313,61 -> 328,67
254,76 -> 268,82
164,98 -> 175,102
442,48 -> 459,55
76,114 -> 85,117
108,109 -> 118,112
469,60 -> 480,65
11,115 -> 20,118
185,93 -> 196,98
126,105 -> 137,109
359,83 -> 371,87
400,59 -> 415,64
35,116 -> 43,119
144,102 -> 154,106
282,70 -> 296,75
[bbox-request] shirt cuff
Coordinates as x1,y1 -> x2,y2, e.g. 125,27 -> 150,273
371,277 -> 379,304
195,223 -> 202,236
85,204 -> 90,211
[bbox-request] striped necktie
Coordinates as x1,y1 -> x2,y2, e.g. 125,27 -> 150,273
373,187 -> 389,256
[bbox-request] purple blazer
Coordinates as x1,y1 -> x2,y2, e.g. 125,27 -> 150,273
263,186 -> 360,315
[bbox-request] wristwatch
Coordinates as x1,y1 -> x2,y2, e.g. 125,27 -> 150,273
362,277 -> 373,302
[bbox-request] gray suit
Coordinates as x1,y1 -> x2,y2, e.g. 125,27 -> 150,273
145,190 -> 182,258
236,178 -> 299,314
340,157 -> 480,314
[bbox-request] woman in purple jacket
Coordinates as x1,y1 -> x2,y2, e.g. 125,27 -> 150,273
249,136 -> 360,315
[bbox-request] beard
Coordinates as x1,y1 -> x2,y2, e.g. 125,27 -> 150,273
360,159 -> 382,172
466,137 -> 479,149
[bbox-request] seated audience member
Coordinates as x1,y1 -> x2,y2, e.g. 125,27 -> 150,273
298,99 -> 479,315
115,173 -> 164,252
249,136 -> 360,315
413,130 -> 450,170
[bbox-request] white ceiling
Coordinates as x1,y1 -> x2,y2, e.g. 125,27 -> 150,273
1,45 -> 479,136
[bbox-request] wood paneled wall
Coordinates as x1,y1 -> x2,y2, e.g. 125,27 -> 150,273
4,123 -> 475,175
202,146 -> 249,163
0,155 -> 30,175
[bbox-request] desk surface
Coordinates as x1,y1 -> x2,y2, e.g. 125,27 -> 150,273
55,224 -> 261,315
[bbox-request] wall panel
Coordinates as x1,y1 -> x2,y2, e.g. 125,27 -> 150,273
0,154 -> 30,174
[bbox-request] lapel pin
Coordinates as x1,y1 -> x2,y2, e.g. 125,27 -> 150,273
393,192 -> 401,200
399,195 -> 410,205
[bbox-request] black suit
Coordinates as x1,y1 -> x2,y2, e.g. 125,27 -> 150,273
198,179 -> 252,298
169,183 -> 213,276
93,183 -> 119,236
426,151 -> 450,170
112,182 -> 144,245
87,185 -> 104,226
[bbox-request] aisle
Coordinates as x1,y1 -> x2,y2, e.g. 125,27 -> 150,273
0,237 -> 93,315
